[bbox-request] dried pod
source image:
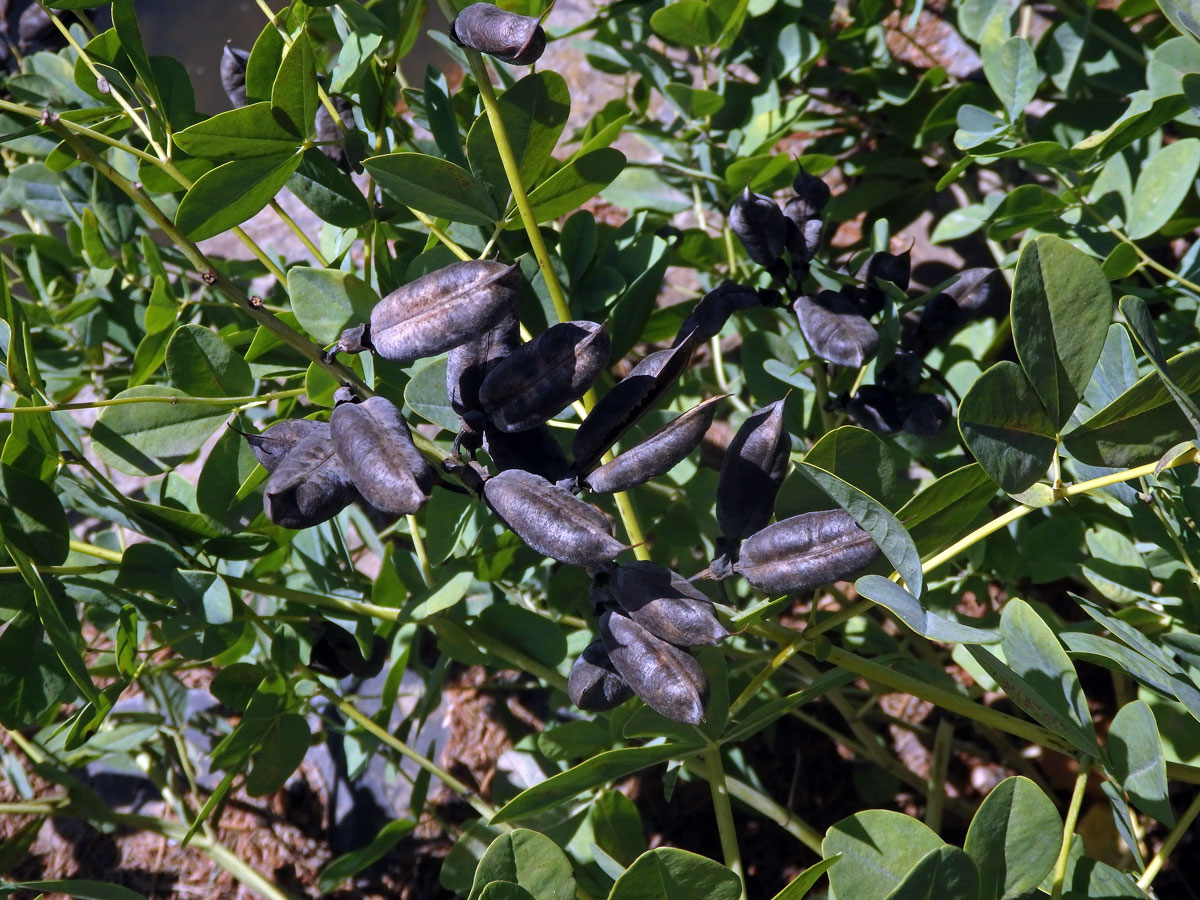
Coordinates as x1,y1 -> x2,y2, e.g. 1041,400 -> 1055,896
483,422 -> 570,483
264,428 -> 358,529
483,469 -> 626,567
791,165 -> 831,218
844,385 -> 906,434
480,320 -> 611,433
734,510 -> 882,594
783,212 -> 823,268
447,309 -> 520,418
729,187 -> 788,267
450,2 -> 546,65
716,399 -> 791,546
314,93 -> 362,173
330,396 -> 436,516
907,267 -> 1008,354
241,419 -> 327,473
794,291 -> 880,368
876,349 -> 924,396
308,620 -> 386,679
671,282 -> 774,348
598,562 -> 728,646
861,250 -> 912,293
568,638 -> 633,711
600,609 -> 708,725
333,261 -> 522,366
220,43 -> 250,108
583,395 -> 722,494
572,339 -> 693,474
902,392 -> 952,436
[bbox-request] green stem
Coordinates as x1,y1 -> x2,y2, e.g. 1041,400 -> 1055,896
408,514 -> 433,586
409,208 -> 472,261
924,719 -> 954,833
0,386 -> 304,414
0,563 -> 117,575
69,539 -> 124,562
1051,760 -> 1091,900
705,748 -> 747,900
1137,788 -> 1200,890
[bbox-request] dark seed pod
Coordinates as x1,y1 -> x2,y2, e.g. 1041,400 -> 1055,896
794,291 -> 880,368
450,2 -> 546,65
480,321 -> 611,433
572,339 -> 693,474
783,212 -> 823,268
447,309 -> 520,418
483,422 -> 570,482
907,267 -> 1008,354
330,396 -> 436,516
734,510 -> 882,595
877,349 -> 924,396
583,395 -> 723,494
220,43 -> 250,108
333,261 -> 522,366
568,638 -> 633,712
791,165 -> 831,219
716,399 -> 791,546
241,419 -> 326,473
600,609 -> 708,725
264,428 -> 358,529
671,282 -> 774,348
308,620 -> 386,679
861,250 -> 912,293
901,392 -> 952,436
599,562 -> 728,647
483,469 -> 626,567
729,187 -> 788,267
844,385 -> 906,434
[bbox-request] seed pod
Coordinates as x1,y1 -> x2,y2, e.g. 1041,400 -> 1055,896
480,320 -> 611,433
447,308 -> 520,418
330,396 -> 436,516
264,428 -> 358,529
600,609 -> 708,725
568,638 -> 633,712
729,187 -> 788,267
901,392 -> 952,436
671,282 -> 775,348
734,510 -> 882,594
483,469 -> 626,567
794,291 -> 880,368
333,261 -> 522,366
308,620 -> 386,679
450,2 -> 546,65
314,92 -> 362,173
241,419 -> 327,473
783,212 -> 823,267
220,43 -> 250,108
876,349 -> 923,396
861,250 -> 912,293
907,267 -> 1008,354
791,165 -> 831,219
572,339 -> 693,474
844,385 -> 906,434
483,422 -> 570,483
598,562 -> 728,646
717,399 -> 790,546
583,395 -> 722,494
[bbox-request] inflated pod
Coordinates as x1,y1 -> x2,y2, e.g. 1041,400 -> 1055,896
876,350 -> 923,396
332,261 -> 521,366
598,562 -> 727,647
734,510 -> 882,594
483,422 -> 570,482
330,397 -> 435,516
307,620 -> 386,679
600,609 -> 708,725
572,340 -> 693,474
791,165 -> 831,218
583,395 -> 722,494
907,267 -> 1007,354
901,392 -> 952,436
729,187 -> 788,267
845,385 -> 906,434
241,419 -> 327,473
568,638 -> 633,712
479,320 -> 611,433
220,43 -> 250,108
483,469 -> 626,567
264,427 -> 358,529
670,282 -> 776,348
447,309 -> 520,419
716,399 -> 791,545
450,2 -> 546,65
783,211 -> 822,267
861,250 -> 912,292
794,291 -> 880,369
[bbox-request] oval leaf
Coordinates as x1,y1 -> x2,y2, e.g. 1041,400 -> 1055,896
175,153 -> 301,242
958,361 -> 1057,493
92,387 -> 230,476
364,152 -> 499,224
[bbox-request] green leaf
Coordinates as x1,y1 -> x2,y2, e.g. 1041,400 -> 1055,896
0,611 -> 73,728
1155,0 -> 1200,45
664,83 -> 725,118
987,184 -> 1066,240
609,848 -> 742,900
422,66 -> 470,171
0,881 -> 148,900
365,152 -> 498,225
271,31 -> 317,137
981,36 -> 1039,122
245,17 -> 285,102
478,884 -> 535,900
175,153 -> 301,242
1108,700 -> 1174,825
287,148 -> 371,228
174,102 -> 304,159
769,857 -> 838,900
590,791 -> 648,868
855,575 -> 998,644
405,355 -> 461,432
0,463 -> 68,565
1126,139 -> 1200,239
803,425 -> 895,506
823,810 -> 944,900
92,386 -> 230,476
319,819 -> 417,893
491,744 -> 689,823
245,712 -> 310,796
963,775 -> 1061,900
468,829 -> 575,900
1064,347 -> 1200,467
287,266 -> 379,345
881,846 -> 978,900
650,0 -> 722,46
1119,295 -> 1200,439
166,325 -> 253,397
958,361 -> 1057,493
111,0 -> 160,112
1011,235 -> 1113,428
520,149 -> 626,225
897,464 -> 996,557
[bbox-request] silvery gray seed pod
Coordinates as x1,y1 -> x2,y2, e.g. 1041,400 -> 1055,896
599,609 -> 708,725
334,261 -> 522,366
794,290 -> 880,369
716,399 -> 791,545
734,509 -> 882,595
671,282 -> 773,348
908,267 -> 1008,355
791,166 -> 831,217
568,638 -> 633,712
483,422 -> 569,483
447,309 -> 520,418
242,419 -> 327,474
783,200 -> 822,265
450,2 -> 546,65
572,339 -> 693,475
480,320 -> 611,433
901,392 -> 952,437
330,396 -> 435,516
599,561 -> 728,647
729,186 -> 788,267
583,395 -> 723,495
220,43 -> 249,108
483,469 -> 626,567
264,428 -> 358,529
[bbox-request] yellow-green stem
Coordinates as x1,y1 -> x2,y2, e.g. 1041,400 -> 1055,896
1137,788 -> 1200,890
705,748 -> 748,900
0,386 -> 304,414
408,514 -> 433,586
1051,760 -> 1091,900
